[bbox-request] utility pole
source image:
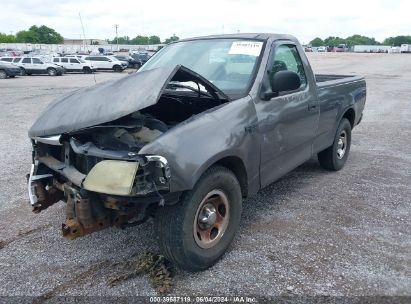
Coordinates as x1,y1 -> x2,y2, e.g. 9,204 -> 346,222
115,24 -> 119,51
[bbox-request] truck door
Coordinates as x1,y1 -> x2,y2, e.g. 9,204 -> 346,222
254,41 -> 319,188
32,58 -> 45,73
60,57 -> 69,70
21,57 -> 33,73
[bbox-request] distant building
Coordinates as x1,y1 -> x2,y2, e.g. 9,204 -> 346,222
63,38 -> 108,45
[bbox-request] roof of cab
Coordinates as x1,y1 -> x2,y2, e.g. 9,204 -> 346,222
178,33 -> 299,43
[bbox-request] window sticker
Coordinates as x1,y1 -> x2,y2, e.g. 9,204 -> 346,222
229,41 -> 263,56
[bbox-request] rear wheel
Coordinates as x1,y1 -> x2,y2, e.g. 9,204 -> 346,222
0,70 -> 6,79
83,67 -> 92,74
47,68 -> 57,76
113,65 -> 123,72
318,118 -> 352,171
155,166 -> 242,272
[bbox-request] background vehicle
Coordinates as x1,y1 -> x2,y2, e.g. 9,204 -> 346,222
0,62 -> 21,79
11,57 -> 64,76
0,48 -> 24,56
335,44 -> 349,52
317,46 -> 327,52
130,51 -> 151,66
81,55 -> 126,72
114,55 -> 141,68
400,44 -> 411,53
52,57 -> 96,73
27,34 -> 366,272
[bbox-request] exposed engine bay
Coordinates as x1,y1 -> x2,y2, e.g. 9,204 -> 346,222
28,78 -> 228,240
71,87 -> 224,154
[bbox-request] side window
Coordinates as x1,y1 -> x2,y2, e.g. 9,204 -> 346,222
32,58 -> 43,64
22,58 -> 31,64
101,57 -> 109,61
70,59 -> 79,63
270,44 -> 307,88
61,58 -> 68,63
13,58 -> 21,63
1,58 -> 13,62
53,58 -> 59,63
84,57 -> 91,60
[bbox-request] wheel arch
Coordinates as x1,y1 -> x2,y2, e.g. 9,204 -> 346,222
190,154 -> 249,198
342,107 -> 355,129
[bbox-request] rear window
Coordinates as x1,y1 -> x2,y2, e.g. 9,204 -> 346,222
22,58 -> 31,63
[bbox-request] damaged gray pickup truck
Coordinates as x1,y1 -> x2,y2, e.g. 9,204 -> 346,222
27,33 -> 366,271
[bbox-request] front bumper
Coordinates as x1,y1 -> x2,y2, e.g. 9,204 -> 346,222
28,135 -> 171,202
27,135 -> 174,239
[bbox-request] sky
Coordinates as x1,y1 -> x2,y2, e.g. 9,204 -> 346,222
0,0 -> 410,44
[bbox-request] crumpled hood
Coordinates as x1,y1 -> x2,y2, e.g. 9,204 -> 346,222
29,65 -> 227,138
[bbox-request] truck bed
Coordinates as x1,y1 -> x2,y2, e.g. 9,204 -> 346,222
315,74 -> 358,83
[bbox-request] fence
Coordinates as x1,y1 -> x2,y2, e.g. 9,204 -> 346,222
0,43 -> 165,53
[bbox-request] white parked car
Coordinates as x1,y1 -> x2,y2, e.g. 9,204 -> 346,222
1,57 -> 64,76
317,46 -> 327,52
81,55 -> 126,72
52,57 -> 96,74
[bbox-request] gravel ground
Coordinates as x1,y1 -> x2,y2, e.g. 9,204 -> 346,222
0,54 -> 410,298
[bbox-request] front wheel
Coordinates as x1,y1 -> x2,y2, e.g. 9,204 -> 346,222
318,118 -> 352,171
0,70 -> 6,79
155,166 -> 242,272
113,65 -> 123,72
47,68 -> 57,76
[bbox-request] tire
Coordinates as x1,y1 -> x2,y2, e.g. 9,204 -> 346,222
47,68 -> 57,76
9,75 -> 15,78
113,65 -> 123,72
155,165 -> 242,272
19,68 -> 26,76
318,118 -> 352,171
0,70 -> 6,79
83,67 -> 92,74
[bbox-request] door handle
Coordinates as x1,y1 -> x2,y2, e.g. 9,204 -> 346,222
308,103 -> 318,111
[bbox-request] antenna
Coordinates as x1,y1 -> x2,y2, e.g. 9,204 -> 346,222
79,12 -> 96,84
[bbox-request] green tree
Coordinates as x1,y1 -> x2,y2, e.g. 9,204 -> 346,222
323,36 -> 346,47
109,36 -> 131,44
15,25 -> 63,44
383,35 -> 411,46
0,33 -> 16,43
309,37 -> 324,47
164,34 -> 179,44
345,34 -> 379,46
15,30 -> 39,43
35,25 -> 64,44
131,35 -> 150,45
148,35 -> 161,44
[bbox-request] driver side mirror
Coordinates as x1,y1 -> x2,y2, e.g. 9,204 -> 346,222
108,59 -> 112,62
262,70 -> 301,100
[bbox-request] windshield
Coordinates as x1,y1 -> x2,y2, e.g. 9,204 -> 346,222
139,39 -> 264,97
